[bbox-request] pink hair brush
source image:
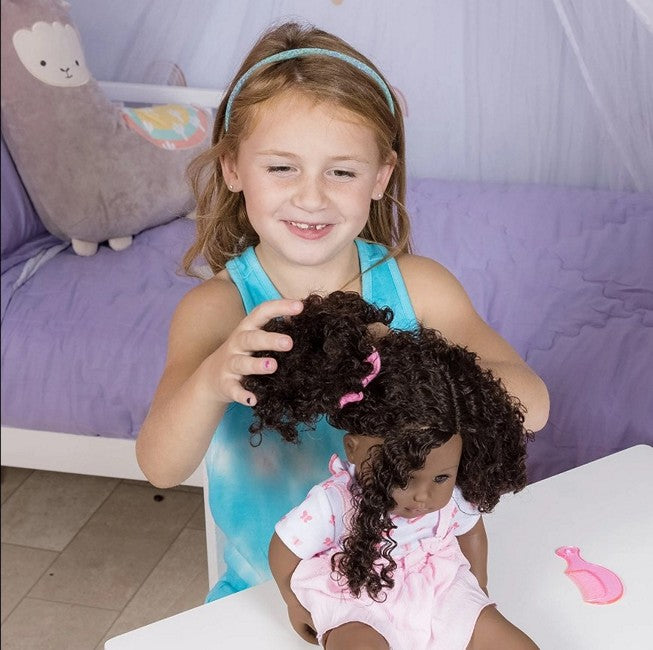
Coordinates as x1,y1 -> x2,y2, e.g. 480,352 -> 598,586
555,546 -> 623,604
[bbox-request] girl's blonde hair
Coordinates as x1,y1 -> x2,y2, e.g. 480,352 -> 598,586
183,21 -> 411,276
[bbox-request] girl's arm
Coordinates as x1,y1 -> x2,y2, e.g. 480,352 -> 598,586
400,255 -> 550,432
269,532 -> 318,645
456,517 -> 489,594
136,276 -> 302,487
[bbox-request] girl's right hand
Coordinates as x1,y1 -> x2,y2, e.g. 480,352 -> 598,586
201,298 -> 304,407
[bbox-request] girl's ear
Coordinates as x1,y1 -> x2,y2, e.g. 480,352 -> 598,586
373,150 -> 397,199
219,153 -> 241,192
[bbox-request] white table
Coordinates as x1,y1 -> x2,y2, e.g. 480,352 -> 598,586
105,445 -> 653,649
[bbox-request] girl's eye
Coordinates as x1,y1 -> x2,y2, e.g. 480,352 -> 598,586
332,169 -> 356,178
266,166 -> 294,174
433,474 -> 450,484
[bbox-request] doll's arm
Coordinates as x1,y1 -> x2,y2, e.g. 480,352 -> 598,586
456,517 -> 489,595
269,532 -> 318,645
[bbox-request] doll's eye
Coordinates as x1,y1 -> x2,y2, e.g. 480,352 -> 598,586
75,60 -> 79,66
40,60 -> 47,66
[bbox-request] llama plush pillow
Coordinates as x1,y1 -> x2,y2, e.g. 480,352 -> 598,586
0,0 -> 210,255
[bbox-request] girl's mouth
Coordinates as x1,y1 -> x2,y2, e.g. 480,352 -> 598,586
289,221 -> 328,231
285,220 -> 333,239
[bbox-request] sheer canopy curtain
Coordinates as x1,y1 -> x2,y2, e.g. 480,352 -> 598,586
70,0 -> 652,191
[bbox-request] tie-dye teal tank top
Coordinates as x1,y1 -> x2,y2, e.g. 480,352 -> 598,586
205,239 -> 417,601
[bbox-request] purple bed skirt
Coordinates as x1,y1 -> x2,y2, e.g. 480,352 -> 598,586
2,169 -> 652,481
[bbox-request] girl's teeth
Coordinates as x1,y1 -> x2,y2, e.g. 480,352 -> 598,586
290,221 -> 327,230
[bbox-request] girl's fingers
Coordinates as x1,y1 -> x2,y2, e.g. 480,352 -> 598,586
240,391 -> 257,407
239,328 -> 293,354
246,298 -> 303,329
221,374 -> 258,406
229,355 -> 279,407
231,353 -> 277,376
258,356 -> 277,373
232,299 -> 300,353
230,385 -> 257,407
221,300 -> 301,405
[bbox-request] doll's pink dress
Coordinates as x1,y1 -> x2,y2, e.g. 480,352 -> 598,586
275,455 -> 493,649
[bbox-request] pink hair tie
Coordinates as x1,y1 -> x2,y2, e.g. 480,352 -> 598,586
338,350 -> 381,408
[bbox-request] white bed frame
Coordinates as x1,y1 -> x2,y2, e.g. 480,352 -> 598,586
1,80 -> 225,587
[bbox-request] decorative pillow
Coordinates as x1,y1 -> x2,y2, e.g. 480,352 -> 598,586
0,0 -> 210,255
1,135 -> 47,261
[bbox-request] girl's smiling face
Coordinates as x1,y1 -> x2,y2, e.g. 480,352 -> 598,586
220,91 -> 395,273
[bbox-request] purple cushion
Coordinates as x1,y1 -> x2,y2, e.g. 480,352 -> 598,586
2,134 -> 65,320
407,179 -> 653,481
1,135 -> 53,270
1,217 -> 200,438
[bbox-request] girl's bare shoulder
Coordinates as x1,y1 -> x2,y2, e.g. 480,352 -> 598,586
169,270 -> 245,352
178,269 -> 242,313
397,252 -> 452,278
396,253 -> 470,321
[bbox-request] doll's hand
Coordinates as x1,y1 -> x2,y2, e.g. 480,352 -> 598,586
202,298 -> 303,407
287,601 -> 318,645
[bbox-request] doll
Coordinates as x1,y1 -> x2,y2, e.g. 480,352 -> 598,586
244,291 -> 537,649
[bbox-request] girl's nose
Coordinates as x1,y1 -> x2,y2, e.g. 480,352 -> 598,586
292,175 -> 327,212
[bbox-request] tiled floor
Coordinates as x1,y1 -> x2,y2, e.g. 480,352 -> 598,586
1,466 -> 209,650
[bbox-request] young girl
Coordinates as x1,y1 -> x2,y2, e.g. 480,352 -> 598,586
135,21 -> 549,602
246,291 -> 537,649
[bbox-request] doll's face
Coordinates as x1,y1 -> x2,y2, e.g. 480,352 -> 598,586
390,434 -> 462,517
343,433 -> 462,517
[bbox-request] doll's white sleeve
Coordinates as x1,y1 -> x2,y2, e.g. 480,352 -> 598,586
452,486 -> 482,536
275,484 -> 339,560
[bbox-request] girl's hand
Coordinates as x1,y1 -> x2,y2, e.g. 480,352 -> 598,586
201,298 -> 303,407
287,601 -> 318,645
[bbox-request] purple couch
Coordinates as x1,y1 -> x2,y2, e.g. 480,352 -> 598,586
2,135 -> 652,483
1,136 -> 200,444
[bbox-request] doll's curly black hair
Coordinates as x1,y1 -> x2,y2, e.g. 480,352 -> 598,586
244,291 -> 531,601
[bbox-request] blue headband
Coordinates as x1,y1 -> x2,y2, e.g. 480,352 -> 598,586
223,47 -> 395,131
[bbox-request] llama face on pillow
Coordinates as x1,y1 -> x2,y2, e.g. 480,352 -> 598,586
13,20 -> 90,87
1,0 -> 210,255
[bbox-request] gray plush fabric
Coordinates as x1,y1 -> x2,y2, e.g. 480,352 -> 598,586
0,0 -> 210,254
